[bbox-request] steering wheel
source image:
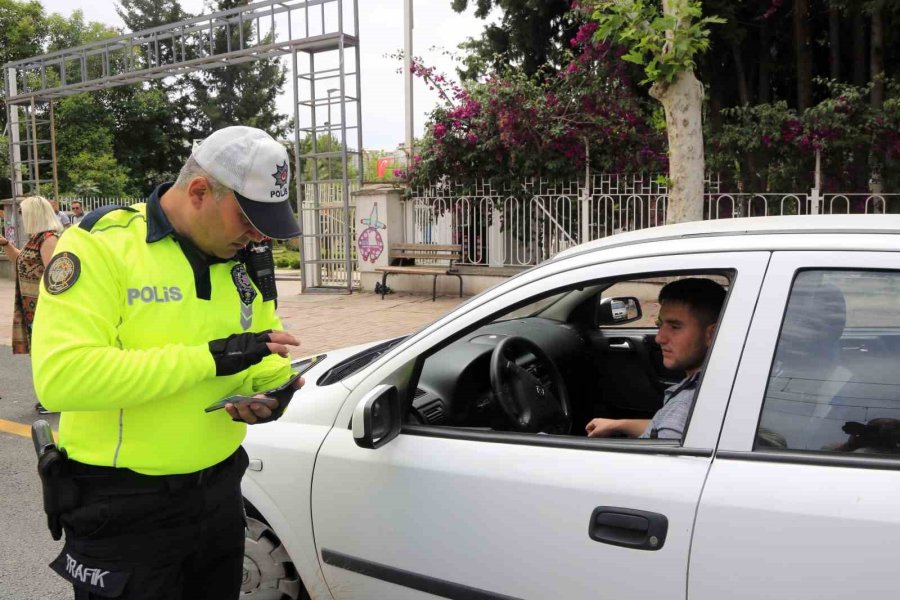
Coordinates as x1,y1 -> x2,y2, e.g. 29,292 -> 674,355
489,336 -> 571,434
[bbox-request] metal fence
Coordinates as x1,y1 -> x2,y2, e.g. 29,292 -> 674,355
59,197 -> 142,211
406,176 -> 900,268
300,181 -> 361,288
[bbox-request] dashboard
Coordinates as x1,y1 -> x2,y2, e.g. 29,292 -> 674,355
410,317 -> 597,430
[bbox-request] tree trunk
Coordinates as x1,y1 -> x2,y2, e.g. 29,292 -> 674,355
870,5 -> 884,109
828,6 -> 841,81
709,77 -> 723,130
852,9 -> 867,87
651,71 -> 705,225
793,0 -> 813,110
731,41 -> 750,105
758,19 -> 771,103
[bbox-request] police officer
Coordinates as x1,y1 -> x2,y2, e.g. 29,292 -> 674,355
31,126 -> 302,599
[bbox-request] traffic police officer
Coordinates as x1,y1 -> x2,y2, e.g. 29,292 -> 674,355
31,126 -> 302,599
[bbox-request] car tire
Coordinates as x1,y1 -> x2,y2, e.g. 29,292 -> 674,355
243,506 -> 307,600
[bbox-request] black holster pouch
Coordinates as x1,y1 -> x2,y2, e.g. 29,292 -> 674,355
32,420 -> 79,541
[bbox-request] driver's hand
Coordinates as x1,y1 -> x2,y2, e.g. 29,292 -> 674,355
585,418 -> 619,438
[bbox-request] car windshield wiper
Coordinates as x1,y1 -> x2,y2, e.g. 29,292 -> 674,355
317,336 -> 408,385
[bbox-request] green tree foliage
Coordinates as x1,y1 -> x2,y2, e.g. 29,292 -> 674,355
65,152 -> 132,197
0,0 -> 47,196
700,0 -> 900,117
116,0 -> 188,43
451,0 -> 579,80
708,79 -> 900,193
586,0 -> 723,85
297,134 -> 360,182
107,86 -> 192,192
0,0 -> 46,68
54,93 -> 132,196
39,11 -> 171,196
0,0 -> 290,198
45,9 -> 118,52
188,0 -> 289,136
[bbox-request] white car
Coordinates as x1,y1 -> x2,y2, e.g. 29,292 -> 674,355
241,215 -> 900,600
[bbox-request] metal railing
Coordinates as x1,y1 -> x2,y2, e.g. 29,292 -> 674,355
406,176 -> 899,268
58,196 -> 142,212
300,181 -> 361,288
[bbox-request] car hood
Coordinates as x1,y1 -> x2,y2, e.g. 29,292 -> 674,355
255,336 -> 405,428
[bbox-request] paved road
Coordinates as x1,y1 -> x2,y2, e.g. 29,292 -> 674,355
0,353 -> 67,600
0,276 -> 464,599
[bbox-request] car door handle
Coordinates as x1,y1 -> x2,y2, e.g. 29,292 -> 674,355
607,339 -> 632,351
588,506 -> 668,551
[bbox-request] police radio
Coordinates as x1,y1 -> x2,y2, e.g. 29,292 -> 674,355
240,240 -> 278,302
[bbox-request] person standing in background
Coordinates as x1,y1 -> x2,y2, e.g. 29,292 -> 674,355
49,199 -> 71,228
0,196 -> 64,414
70,201 -> 86,226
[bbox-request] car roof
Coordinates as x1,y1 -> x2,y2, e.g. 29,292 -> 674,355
553,214 -> 900,261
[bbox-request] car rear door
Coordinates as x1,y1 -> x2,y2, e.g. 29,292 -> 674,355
311,252 -> 770,600
690,251 -> 900,600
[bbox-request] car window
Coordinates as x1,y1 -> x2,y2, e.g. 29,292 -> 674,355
492,290 -> 570,322
601,275 -> 729,328
756,270 -> 900,455
410,270 -> 732,445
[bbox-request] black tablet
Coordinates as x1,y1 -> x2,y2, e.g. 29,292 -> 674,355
205,367 -> 307,413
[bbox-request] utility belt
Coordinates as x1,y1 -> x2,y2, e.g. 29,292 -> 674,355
32,420 -> 244,540
67,447 -> 244,495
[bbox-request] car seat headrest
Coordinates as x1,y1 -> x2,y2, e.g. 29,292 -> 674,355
777,279 -> 847,361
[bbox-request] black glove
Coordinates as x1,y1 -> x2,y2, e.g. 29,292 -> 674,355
209,330 -> 273,376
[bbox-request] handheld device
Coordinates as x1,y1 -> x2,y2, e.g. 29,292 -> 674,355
205,370 -> 303,413
204,354 -> 324,413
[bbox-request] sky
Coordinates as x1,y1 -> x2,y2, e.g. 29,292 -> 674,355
36,0 -> 497,150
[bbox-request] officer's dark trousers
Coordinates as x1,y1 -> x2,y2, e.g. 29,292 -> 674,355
52,447 -> 249,600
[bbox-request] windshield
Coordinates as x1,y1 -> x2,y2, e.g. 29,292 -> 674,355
492,290 -> 571,322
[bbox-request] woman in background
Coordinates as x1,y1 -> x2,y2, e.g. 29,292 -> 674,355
0,196 -> 63,413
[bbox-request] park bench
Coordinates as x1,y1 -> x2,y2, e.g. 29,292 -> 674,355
375,243 -> 464,301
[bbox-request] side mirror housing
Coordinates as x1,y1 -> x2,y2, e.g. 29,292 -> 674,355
352,385 -> 401,449
597,296 -> 642,326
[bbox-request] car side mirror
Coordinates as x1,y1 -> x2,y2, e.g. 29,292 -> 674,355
352,385 -> 401,449
597,296 -> 642,326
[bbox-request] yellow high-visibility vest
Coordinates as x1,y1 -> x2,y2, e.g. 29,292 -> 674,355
32,188 -> 291,475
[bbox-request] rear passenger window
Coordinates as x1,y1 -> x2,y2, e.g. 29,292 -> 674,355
756,270 -> 900,455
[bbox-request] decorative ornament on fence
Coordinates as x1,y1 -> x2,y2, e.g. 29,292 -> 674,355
358,204 -> 386,263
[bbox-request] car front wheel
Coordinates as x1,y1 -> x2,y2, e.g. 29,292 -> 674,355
243,514 -> 306,599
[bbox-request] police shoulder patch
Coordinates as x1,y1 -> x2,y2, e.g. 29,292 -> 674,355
231,263 -> 257,306
44,252 -> 81,295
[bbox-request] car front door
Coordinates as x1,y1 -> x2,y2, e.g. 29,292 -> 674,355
312,252 -> 770,600
690,251 -> 900,600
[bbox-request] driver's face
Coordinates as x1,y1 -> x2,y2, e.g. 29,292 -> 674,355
655,301 -> 715,376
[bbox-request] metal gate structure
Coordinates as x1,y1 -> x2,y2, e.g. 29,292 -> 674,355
3,0 -> 362,292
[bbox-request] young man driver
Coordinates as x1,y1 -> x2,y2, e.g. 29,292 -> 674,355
586,278 -> 726,440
